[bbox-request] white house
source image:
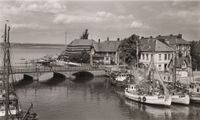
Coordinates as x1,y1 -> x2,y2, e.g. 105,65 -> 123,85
139,37 -> 174,72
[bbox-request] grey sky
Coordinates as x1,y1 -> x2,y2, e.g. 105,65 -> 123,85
0,0 -> 200,44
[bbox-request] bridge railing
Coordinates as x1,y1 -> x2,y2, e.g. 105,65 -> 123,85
0,65 -> 110,74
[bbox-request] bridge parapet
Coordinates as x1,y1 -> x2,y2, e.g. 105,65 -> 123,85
0,65 -> 108,74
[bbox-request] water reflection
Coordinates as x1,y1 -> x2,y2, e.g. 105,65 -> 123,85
15,77 -> 200,120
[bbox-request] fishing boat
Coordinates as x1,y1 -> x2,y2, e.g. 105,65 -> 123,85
125,44 -> 171,106
0,23 -> 38,120
110,70 -> 132,87
165,81 -> 190,105
189,79 -> 200,103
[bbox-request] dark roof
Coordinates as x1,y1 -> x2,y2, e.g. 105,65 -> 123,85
139,38 -> 174,52
68,39 -> 96,46
156,35 -> 190,45
93,40 -> 120,52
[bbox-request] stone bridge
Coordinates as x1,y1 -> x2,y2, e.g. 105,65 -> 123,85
0,65 -> 109,82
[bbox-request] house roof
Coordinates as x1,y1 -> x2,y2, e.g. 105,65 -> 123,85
140,38 -> 174,52
68,39 -> 97,46
93,40 -> 120,52
156,35 -> 190,45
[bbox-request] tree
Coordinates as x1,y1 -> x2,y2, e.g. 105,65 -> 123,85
80,29 -> 89,39
68,50 -> 90,63
118,34 -> 140,65
190,40 -> 200,70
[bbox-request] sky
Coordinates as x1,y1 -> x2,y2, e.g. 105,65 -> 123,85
0,0 -> 200,44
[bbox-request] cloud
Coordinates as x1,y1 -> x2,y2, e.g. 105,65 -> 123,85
130,21 -> 149,29
0,0 -> 67,16
53,11 -> 134,24
12,23 -> 47,29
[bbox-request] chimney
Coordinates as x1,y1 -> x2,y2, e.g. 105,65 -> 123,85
177,34 -> 182,39
98,39 -> 100,43
117,38 -> 120,41
141,36 -> 144,39
170,34 -> 173,37
107,37 -> 109,41
150,36 -> 153,38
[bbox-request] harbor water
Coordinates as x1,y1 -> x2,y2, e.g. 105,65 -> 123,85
2,45 -> 200,120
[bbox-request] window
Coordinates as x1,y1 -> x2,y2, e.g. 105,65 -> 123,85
164,54 -> 167,60
146,54 -> 149,60
197,88 -> 199,93
158,64 -> 161,68
168,54 -> 170,60
142,54 -> 145,60
159,54 -> 162,61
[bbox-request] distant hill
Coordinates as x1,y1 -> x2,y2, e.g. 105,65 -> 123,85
0,42 -> 66,49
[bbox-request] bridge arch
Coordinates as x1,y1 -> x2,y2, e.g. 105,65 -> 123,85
72,71 -> 94,82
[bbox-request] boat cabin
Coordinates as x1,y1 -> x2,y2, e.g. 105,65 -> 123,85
190,82 -> 200,94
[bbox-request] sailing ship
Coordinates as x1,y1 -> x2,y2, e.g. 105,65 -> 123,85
124,41 -> 172,106
0,23 -> 38,120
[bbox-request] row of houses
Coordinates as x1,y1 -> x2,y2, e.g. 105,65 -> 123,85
60,34 -> 192,84
62,34 -> 190,68
138,35 -> 191,83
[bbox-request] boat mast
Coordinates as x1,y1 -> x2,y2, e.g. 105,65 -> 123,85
136,38 -> 139,69
173,38 -> 177,83
4,23 -> 10,120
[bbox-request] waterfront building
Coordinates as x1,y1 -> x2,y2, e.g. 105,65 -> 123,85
91,38 -> 120,65
64,38 -> 96,55
156,34 -> 191,57
59,39 -> 96,61
139,37 -> 174,71
139,37 -> 174,82
59,37 -> 120,65
157,34 -> 192,84
168,56 -> 192,84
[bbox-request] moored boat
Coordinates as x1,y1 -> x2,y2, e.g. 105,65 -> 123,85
125,84 -> 171,106
124,45 -> 172,106
165,82 -> 190,105
171,94 -> 190,105
189,81 -> 200,103
110,71 -> 132,87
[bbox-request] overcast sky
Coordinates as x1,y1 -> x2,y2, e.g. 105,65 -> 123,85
0,0 -> 199,44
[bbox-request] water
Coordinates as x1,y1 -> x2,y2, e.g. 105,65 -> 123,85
2,45 -> 200,120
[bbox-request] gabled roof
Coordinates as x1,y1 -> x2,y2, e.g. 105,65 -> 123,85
156,35 -> 190,45
93,40 -> 120,52
68,39 -> 96,46
140,38 -> 174,52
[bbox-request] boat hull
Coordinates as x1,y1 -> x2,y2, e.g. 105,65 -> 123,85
171,94 -> 190,105
125,89 -> 171,106
0,109 -> 17,117
190,94 -> 200,103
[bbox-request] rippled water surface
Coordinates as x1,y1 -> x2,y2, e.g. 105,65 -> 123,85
16,77 -> 200,120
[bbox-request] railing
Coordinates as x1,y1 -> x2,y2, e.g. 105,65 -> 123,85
0,65 -> 108,74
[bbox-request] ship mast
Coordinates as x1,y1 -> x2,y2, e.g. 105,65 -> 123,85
173,38 -> 177,83
3,23 -> 10,120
